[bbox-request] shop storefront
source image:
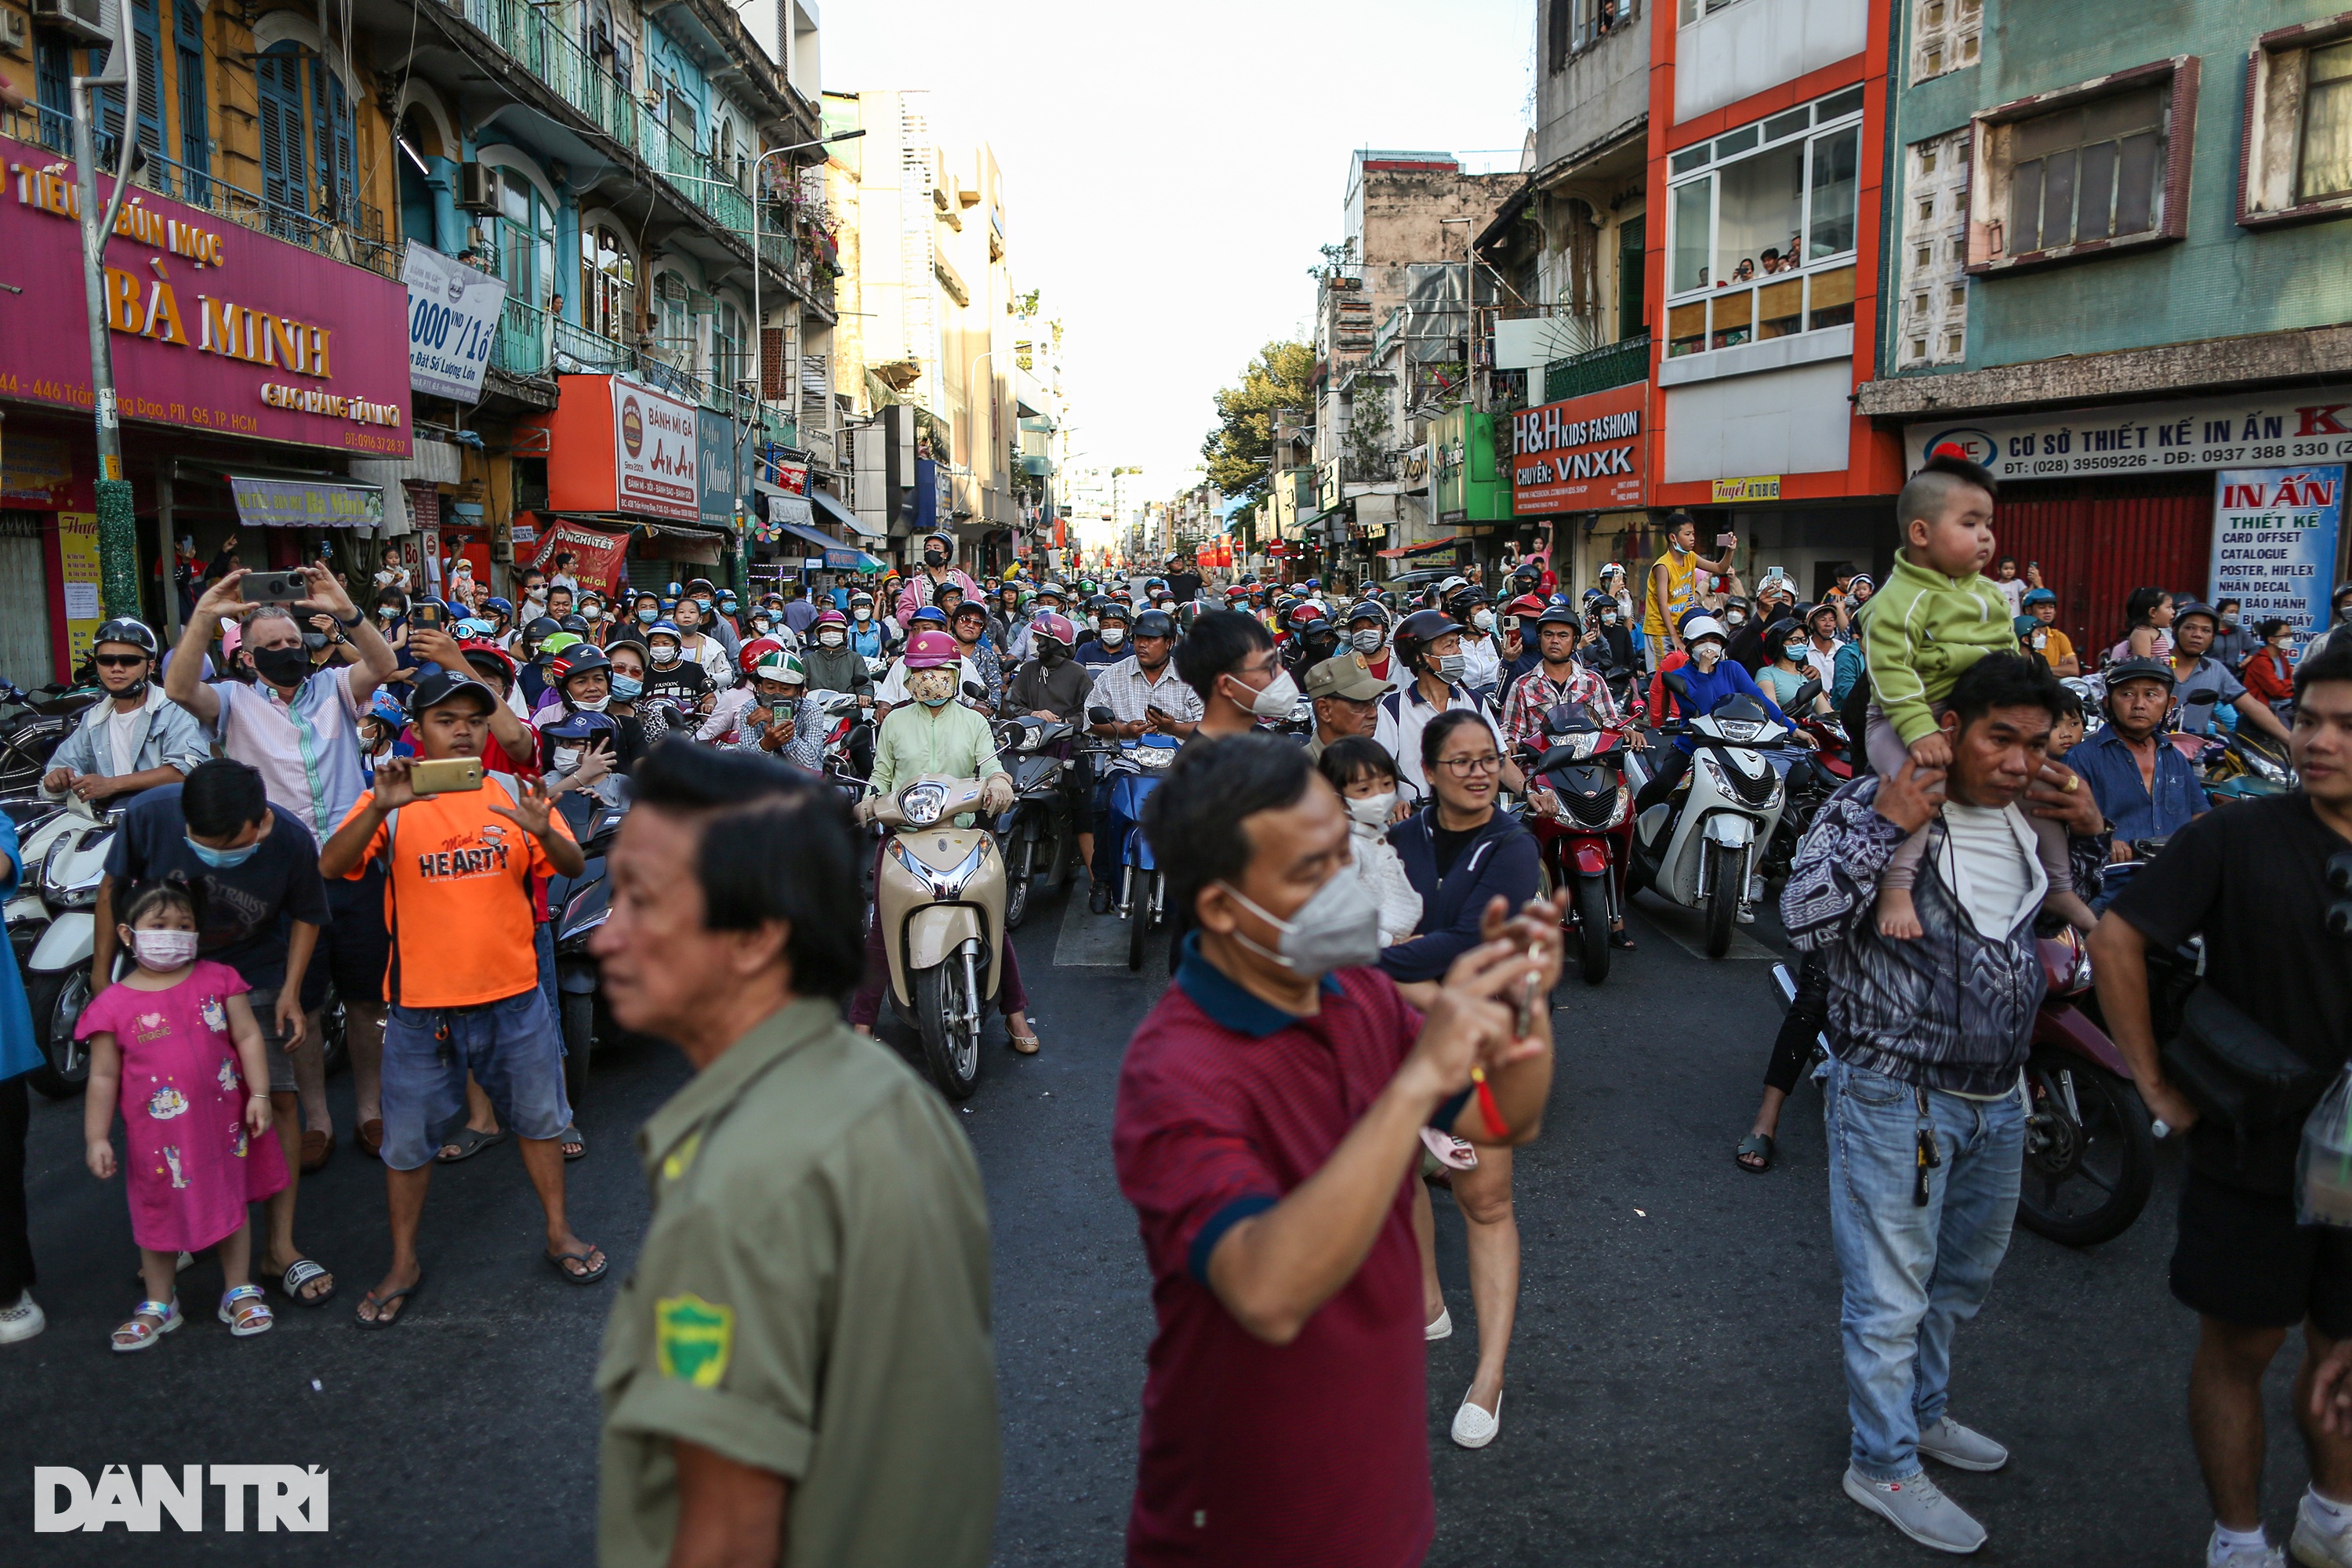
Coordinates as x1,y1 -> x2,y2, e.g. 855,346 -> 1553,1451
1511,382 -> 1648,592
1905,387 -> 2352,657
516,373 -> 736,597
0,130 -> 413,682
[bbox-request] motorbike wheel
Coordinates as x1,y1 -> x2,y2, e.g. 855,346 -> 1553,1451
1127,870 -> 1159,973
1573,876 -> 1612,985
1004,826 -> 1036,931
1702,841 -> 1740,959
2017,1049 -> 2155,1247
319,993 -> 350,1079
24,968 -> 90,1098
0,720 -> 66,797
562,992 -> 597,1109
913,961 -> 982,1100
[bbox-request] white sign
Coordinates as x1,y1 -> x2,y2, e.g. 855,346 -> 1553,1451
401,241 -> 508,404
767,492 -> 812,527
613,379 -> 700,523
35,1465 -> 328,1532
1904,386 -> 2352,481
2211,465 -> 2343,641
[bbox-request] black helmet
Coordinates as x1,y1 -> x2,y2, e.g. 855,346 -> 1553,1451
524,615 -> 562,641
1535,601 -> 1582,630
558,614 -> 591,635
1132,608 -> 1175,640
93,617 -> 159,657
1761,617 -> 1803,652
1345,599 -> 1387,628
1391,608 -> 1464,675
1094,597 -> 1132,625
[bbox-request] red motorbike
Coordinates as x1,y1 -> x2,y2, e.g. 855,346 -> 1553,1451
1519,700 -> 1638,985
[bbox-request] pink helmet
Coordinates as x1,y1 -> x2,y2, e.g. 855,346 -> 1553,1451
815,608 -> 848,628
1029,611 -> 1076,648
903,629 -> 961,669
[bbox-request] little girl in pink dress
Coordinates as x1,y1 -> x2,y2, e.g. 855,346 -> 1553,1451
78,879 -> 285,1352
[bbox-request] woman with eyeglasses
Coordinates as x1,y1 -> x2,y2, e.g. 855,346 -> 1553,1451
1379,709 -> 1544,1453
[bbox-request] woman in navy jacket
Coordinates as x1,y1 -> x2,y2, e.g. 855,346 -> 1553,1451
1380,710 -> 1541,1454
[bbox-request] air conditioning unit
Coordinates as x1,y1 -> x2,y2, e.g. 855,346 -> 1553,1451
0,9 -> 28,53
30,0 -> 109,44
457,162 -> 497,212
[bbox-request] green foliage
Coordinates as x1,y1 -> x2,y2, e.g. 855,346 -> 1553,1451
1200,339 -> 1316,511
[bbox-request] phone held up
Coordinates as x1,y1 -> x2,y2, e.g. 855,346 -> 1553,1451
408,601 -> 446,631
238,569 -> 309,604
405,757 -> 484,796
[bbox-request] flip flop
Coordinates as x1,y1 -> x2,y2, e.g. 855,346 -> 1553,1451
560,1124 -> 586,1163
354,1279 -> 421,1330
273,1258 -> 336,1308
1737,1133 -> 1776,1173
436,1126 -> 509,1163
546,1245 -> 608,1286
1609,927 -> 1638,950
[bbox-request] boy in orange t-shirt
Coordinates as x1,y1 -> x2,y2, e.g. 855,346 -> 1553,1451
319,668 -> 602,1328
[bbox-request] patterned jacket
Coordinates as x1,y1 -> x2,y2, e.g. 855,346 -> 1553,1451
1780,775 -> 2108,1094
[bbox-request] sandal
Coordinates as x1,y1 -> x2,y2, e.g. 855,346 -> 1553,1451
1736,1133 -> 1776,1173
111,1296 -> 182,1353
273,1258 -> 336,1308
546,1244 -> 608,1286
299,1129 -> 335,1174
218,1285 -> 274,1338
1609,926 -> 1638,950
436,1125 -> 509,1163
560,1124 -> 586,1163
356,1119 -> 383,1159
354,1278 -> 421,1330
1007,1033 -> 1040,1055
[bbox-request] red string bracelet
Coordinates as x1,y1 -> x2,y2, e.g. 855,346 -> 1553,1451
1470,1066 -> 1510,1140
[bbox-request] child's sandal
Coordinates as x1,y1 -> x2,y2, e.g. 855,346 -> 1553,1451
110,1296 -> 182,1353
218,1285 -> 274,1338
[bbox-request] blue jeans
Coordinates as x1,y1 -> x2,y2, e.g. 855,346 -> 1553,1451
380,989 -> 572,1171
1824,1055 -> 2024,1480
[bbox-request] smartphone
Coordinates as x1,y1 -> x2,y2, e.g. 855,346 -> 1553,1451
1715,529 -> 1738,550
408,601 -> 446,631
239,569 -> 308,604
405,757 -> 484,796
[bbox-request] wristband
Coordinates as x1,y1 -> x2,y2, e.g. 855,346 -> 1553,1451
335,608 -> 363,628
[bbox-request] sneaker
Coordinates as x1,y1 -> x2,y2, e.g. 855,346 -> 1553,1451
2292,1494 -> 2352,1567
1918,1415 -> 2009,1472
2210,1530 -> 2285,1568
1842,1465 -> 1987,1555
1088,883 -> 1112,916
0,1290 -> 44,1345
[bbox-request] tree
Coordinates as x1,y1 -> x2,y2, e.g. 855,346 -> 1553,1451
1200,339 -> 1316,512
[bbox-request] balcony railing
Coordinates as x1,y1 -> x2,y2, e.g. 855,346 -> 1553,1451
1543,333 -> 1651,403
492,296 -> 765,423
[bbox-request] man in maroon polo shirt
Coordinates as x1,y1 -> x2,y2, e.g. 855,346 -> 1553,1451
1114,733 -> 1561,1567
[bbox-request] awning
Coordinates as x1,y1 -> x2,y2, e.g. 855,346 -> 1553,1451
1375,537 -> 1459,560
773,519 -> 885,574
811,485 -> 885,539
225,472 -> 385,530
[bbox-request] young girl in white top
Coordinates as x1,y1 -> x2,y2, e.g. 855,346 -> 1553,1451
1317,737 -> 1422,947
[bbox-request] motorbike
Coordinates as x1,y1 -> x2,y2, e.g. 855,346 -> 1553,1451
1630,674 -> 1804,958
1087,705 -> 1180,971
0,679 -> 101,796
2194,724 -> 2294,802
1519,701 -> 1636,985
13,795 -> 118,1097
1759,678 -> 1840,885
808,689 -> 874,806
551,789 -> 634,1110
869,771 -> 1007,1098
991,715 -> 1079,930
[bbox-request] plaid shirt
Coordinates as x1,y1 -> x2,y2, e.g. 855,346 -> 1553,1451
1498,660 -> 1620,753
1089,653 -> 1204,727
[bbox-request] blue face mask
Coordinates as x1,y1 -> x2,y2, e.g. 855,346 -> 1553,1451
918,691 -> 955,709
609,675 -> 644,701
185,834 -> 259,869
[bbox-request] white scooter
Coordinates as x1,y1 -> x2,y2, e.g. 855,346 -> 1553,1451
1628,673 -> 1800,958
15,793 -> 118,1096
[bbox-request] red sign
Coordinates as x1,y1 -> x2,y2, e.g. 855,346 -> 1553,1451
0,134 -> 411,456
523,375 -> 701,522
526,515 -> 633,597
1510,381 -> 1647,513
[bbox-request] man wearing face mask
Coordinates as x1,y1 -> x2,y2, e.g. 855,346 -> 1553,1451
1495,595 -> 1546,693
1004,612 -> 1095,728
43,619 -> 207,806
1343,601 -> 1397,688
1114,733 -> 1559,1566
800,608 -> 877,708
894,533 -> 982,630
1174,608 -> 1293,750
1373,610 -> 1527,803
1085,608 -> 1205,912
1079,601 -> 1134,671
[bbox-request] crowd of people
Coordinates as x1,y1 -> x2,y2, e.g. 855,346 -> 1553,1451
0,484 -> 2347,1568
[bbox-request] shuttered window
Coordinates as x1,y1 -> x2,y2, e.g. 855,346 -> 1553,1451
94,0 -> 165,167
34,38 -> 71,152
313,56 -> 357,223
256,44 -> 307,227
1990,474 -> 2212,660
172,0 -> 210,200
0,515 -> 56,691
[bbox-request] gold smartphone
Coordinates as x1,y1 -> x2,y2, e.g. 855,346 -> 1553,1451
405,757 -> 484,796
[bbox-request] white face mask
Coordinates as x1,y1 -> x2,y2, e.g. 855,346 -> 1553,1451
1100,626 -> 1127,647
130,928 -> 200,971
1435,652 -> 1466,681
581,605 -> 602,622
554,746 -> 583,771
1472,610 -> 1495,633
650,642 -> 681,668
1218,869 -> 1383,978
1345,792 -> 1396,830
817,630 -> 846,649
572,695 -> 609,713
853,607 -> 872,621
1231,666 -> 1299,720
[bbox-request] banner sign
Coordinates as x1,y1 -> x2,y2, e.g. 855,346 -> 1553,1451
1511,381 -> 1646,512
49,510 -> 101,674
1905,386 -> 2352,481
227,475 -> 385,530
401,241 -> 506,403
0,132 -> 411,456
527,516 -> 633,597
618,382 -> 699,521
2210,465 -> 2343,643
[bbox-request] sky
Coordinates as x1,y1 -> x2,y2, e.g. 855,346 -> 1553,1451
821,0 -> 1538,521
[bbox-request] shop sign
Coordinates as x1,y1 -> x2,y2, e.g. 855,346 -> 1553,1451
622,384 -> 699,521
528,516 -> 633,597
0,132 -> 411,456
401,241 -> 506,403
2210,465 -> 2343,642
1711,475 -> 1780,503
1904,386 -> 2352,481
50,510 -> 101,670
532,375 -> 699,522
696,408 -> 742,526
227,475 -> 384,529
1,433 -> 77,508
1511,383 -> 1646,512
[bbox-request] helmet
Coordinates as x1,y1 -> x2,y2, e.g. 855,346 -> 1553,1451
459,639 -> 518,682
1345,600 -> 1387,628
1095,598 -> 1131,625
550,645 -> 611,687
2104,656 -> 2177,694
1762,617 -> 1804,652
849,590 -> 875,608
647,619 -> 682,642
484,596 -> 514,619
815,608 -> 848,629
1145,577 -> 1167,592
1133,608 -> 1175,640
368,689 -> 408,727
1391,608 -> 1464,675
1284,603 -> 1330,635
558,614 -> 591,635
1030,611 -> 1076,648
1502,593 -> 1546,619
92,616 -> 158,656
751,650 -> 807,686
908,606 -> 949,627
2021,587 -> 2056,608
903,629 -> 961,670
523,615 -> 561,642
1682,615 -> 1730,647
540,632 -> 584,659
541,710 -> 619,747
738,637 -> 785,673
1535,601 -> 1581,630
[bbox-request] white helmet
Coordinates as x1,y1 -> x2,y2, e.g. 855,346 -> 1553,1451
1682,615 -> 1730,646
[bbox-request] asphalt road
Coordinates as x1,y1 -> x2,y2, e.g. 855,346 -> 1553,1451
0,879 -> 2319,1565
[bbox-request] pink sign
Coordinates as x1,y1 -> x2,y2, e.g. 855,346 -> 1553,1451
0,133 -> 412,457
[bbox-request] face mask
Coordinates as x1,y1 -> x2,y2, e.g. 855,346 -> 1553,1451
924,552 -> 947,568
377,606 -> 401,621
637,608 -> 658,624
1472,610 -> 1495,633
1100,626 -> 1127,647
854,607 -> 872,621
817,630 -> 845,649
1690,643 -> 1724,670
1043,646 -> 1069,666
1602,608 -> 1620,624
1218,868 -> 1382,978
1784,644 -> 1808,662
130,928 -> 200,971
609,674 -> 644,701
651,644 -> 681,668
301,630 -> 329,652
526,588 -> 547,604
252,644 -> 314,688
185,834 -> 260,869
1435,652 -> 1466,682
582,606 -> 603,622
2220,613 -> 2238,627
572,695 -> 609,713
1345,792 -> 1397,830
1234,667 -> 1298,720
1724,611 -> 1747,629
1350,628 -> 1384,653
752,617 -> 771,633
907,668 -> 956,707
554,746 -> 583,771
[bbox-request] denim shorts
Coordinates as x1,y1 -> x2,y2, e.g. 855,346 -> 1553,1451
379,989 -> 571,1171
245,985 -> 321,1096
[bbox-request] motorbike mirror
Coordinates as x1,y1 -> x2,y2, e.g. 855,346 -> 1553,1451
1790,677 -> 1823,710
1087,705 -> 1115,725
1661,670 -> 1691,699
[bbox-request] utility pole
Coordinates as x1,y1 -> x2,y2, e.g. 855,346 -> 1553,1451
70,8 -> 141,618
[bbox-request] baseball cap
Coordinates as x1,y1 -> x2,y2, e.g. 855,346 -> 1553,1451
1304,656 -> 1390,702
407,667 -> 499,718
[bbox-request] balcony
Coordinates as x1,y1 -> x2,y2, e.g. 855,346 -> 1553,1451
1543,333 -> 1651,403
491,296 -> 769,425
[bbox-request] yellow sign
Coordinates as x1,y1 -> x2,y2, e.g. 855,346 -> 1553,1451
1711,475 -> 1782,503
54,510 -> 102,667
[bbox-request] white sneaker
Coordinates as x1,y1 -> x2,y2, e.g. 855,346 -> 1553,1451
2208,1529 -> 2284,1568
1450,1387 -> 1501,1449
1842,1465 -> 1986,1555
1918,1415 -> 2009,1472
2292,1494 -> 2352,1566
0,1291 -> 43,1345
1425,1306 -> 1452,1341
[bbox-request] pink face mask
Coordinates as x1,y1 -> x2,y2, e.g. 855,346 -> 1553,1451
129,928 -> 199,970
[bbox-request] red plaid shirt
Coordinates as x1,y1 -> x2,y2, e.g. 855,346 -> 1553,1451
1499,659 -> 1621,754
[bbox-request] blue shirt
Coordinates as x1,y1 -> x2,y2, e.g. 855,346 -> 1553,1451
1664,658 -> 1792,754
2071,724 -> 2209,844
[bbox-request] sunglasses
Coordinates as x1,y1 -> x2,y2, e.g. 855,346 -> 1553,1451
93,653 -> 148,669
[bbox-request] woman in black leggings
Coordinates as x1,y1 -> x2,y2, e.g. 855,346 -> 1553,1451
1735,953 -> 1828,1172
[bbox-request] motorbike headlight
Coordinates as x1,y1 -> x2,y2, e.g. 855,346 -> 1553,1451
1695,752 -> 1731,793
1019,727 -> 1045,752
53,873 -> 100,910
899,781 -> 951,826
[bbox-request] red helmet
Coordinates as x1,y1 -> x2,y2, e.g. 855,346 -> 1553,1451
903,629 -> 961,669
1503,593 -> 1547,618
738,635 -> 785,674
1029,611 -> 1076,648
459,638 -> 517,681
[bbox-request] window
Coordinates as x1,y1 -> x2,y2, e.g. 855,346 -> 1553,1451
1911,0 -> 1981,85
173,0 -> 210,202
2241,19 -> 2352,229
1968,58 -> 2198,271
1662,88 -> 1864,358
492,168 -> 557,310
1617,214 -> 1646,338
1553,0 -> 1639,68
1678,0 -> 1743,20
583,223 -> 637,343
1898,130 -> 1969,367
712,300 -> 746,396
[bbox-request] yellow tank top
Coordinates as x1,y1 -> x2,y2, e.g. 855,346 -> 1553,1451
1645,547 -> 1699,637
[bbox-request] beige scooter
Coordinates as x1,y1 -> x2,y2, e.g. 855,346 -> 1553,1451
863,772 -> 1007,1098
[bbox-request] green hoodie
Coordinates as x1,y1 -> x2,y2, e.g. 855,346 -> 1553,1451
1863,554 -> 2016,746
